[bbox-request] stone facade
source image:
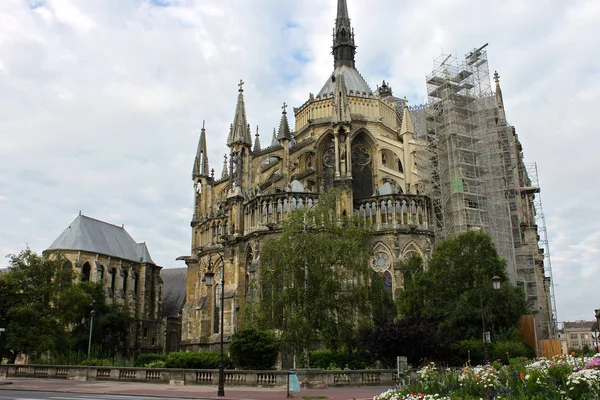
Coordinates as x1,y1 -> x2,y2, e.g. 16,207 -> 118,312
178,0 -> 555,349
178,0 -> 433,350
47,214 -> 163,355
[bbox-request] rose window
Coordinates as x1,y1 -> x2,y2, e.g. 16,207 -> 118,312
371,244 -> 391,272
352,145 -> 371,166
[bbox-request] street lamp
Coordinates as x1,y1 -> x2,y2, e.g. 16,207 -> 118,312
481,275 -> 502,363
203,252 -> 226,397
88,310 -> 96,358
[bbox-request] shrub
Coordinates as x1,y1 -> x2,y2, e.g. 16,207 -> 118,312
164,351 -> 230,369
491,340 -> 533,364
230,328 -> 280,370
78,358 -> 112,366
145,360 -> 166,369
135,353 -> 166,367
310,349 -> 367,370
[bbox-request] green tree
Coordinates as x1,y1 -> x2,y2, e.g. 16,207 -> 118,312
397,231 -> 528,345
0,249 -> 133,361
249,190 -> 390,364
0,248 -> 75,360
229,328 -> 280,370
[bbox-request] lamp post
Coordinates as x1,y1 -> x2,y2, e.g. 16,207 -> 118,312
203,252 -> 226,397
481,275 -> 502,363
88,310 -> 96,358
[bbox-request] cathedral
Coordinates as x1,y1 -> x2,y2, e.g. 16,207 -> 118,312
178,0 -> 556,352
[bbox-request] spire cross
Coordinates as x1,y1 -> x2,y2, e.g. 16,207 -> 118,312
282,102 -> 287,114
238,79 -> 245,92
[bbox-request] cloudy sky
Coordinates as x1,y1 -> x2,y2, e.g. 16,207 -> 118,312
1,0 -> 598,323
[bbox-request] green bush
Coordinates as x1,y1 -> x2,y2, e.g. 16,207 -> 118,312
145,360 -> 166,369
135,353 -> 166,367
310,349 -> 367,370
164,352 -> 230,369
230,328 -> 280,370
78,358 -> 112,366
449,338 -> 485,366
491,340 -> 533,363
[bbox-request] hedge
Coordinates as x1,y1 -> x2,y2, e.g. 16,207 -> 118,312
164,351 -> 230,369
135,353 -> 166,367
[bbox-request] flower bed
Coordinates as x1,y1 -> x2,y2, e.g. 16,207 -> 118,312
374,354 -> 600,400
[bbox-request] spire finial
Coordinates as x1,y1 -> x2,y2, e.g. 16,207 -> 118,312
228,80 -> 252,147
494,71 -> 500,84
281,102 -> 287,114
332,0 -> 356,68
202,120 -> 205,130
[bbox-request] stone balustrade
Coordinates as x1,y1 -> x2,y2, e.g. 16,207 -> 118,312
243,192 -> 320,235
354,194 -> 432,232
0,364 -> 403,388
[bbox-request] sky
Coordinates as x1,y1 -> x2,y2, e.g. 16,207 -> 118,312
0,0 -> 598,323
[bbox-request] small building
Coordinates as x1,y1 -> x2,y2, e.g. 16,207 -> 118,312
46,213 -> 163,355
563,321 -> 597,351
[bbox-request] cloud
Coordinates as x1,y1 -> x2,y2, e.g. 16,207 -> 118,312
0,0 -> 598,322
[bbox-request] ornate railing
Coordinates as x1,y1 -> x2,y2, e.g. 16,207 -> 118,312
0,364 -> 402,387
354,194 -> 432,232
243,192 -> 320,235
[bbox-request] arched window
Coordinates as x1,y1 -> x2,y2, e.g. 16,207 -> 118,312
214,268 -> 223,334
352,135 -> 373,201
322,138 -> 335,190
98,265 -> 105,282
383,271 -> 393,292
110,268 -> 117,297
122,269 -> 128,297
134,273 -> 139,298
81,262 -> 91,282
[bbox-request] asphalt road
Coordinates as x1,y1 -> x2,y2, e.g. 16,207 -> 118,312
0,391 -> 198,400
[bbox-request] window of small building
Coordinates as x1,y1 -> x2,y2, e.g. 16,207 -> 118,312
81,262 -> 91,282
122,269 -> 128,296
110,268 -> 117,297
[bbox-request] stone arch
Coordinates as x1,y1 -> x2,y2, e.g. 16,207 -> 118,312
401,241 -> 424,260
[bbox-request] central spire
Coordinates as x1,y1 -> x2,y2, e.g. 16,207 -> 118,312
332,0 -> 356,68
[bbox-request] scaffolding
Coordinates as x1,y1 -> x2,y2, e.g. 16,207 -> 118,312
522,162 -> 558,338
419,44 -> 517,279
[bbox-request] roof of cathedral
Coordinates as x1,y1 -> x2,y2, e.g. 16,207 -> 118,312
317,66 -> 372,98
47,214 -> 156,264
160,267 -> 187,317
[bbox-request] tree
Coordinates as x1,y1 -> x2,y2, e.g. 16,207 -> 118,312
248,190 -> 390,364
396,231 -> 528,346
0,248 -> 75,360
359,316 -> 446,367
229,328 -> 280,370
0,249 -> 133,361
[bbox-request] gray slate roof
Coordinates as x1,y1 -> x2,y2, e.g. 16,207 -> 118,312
160,267 -> 187,317
47,214 -> 156,264
318,65 -> 372,98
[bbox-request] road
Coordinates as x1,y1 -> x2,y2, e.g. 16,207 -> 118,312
0,378 -> 389,400
0,391 -> 198,400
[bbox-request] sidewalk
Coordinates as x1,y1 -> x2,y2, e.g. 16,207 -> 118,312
0,377 -> 390,400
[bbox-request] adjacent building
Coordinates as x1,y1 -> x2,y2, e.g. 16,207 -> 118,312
46,213 -> 163,355
178,0 -> 557,350
562,321 -> 599,352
